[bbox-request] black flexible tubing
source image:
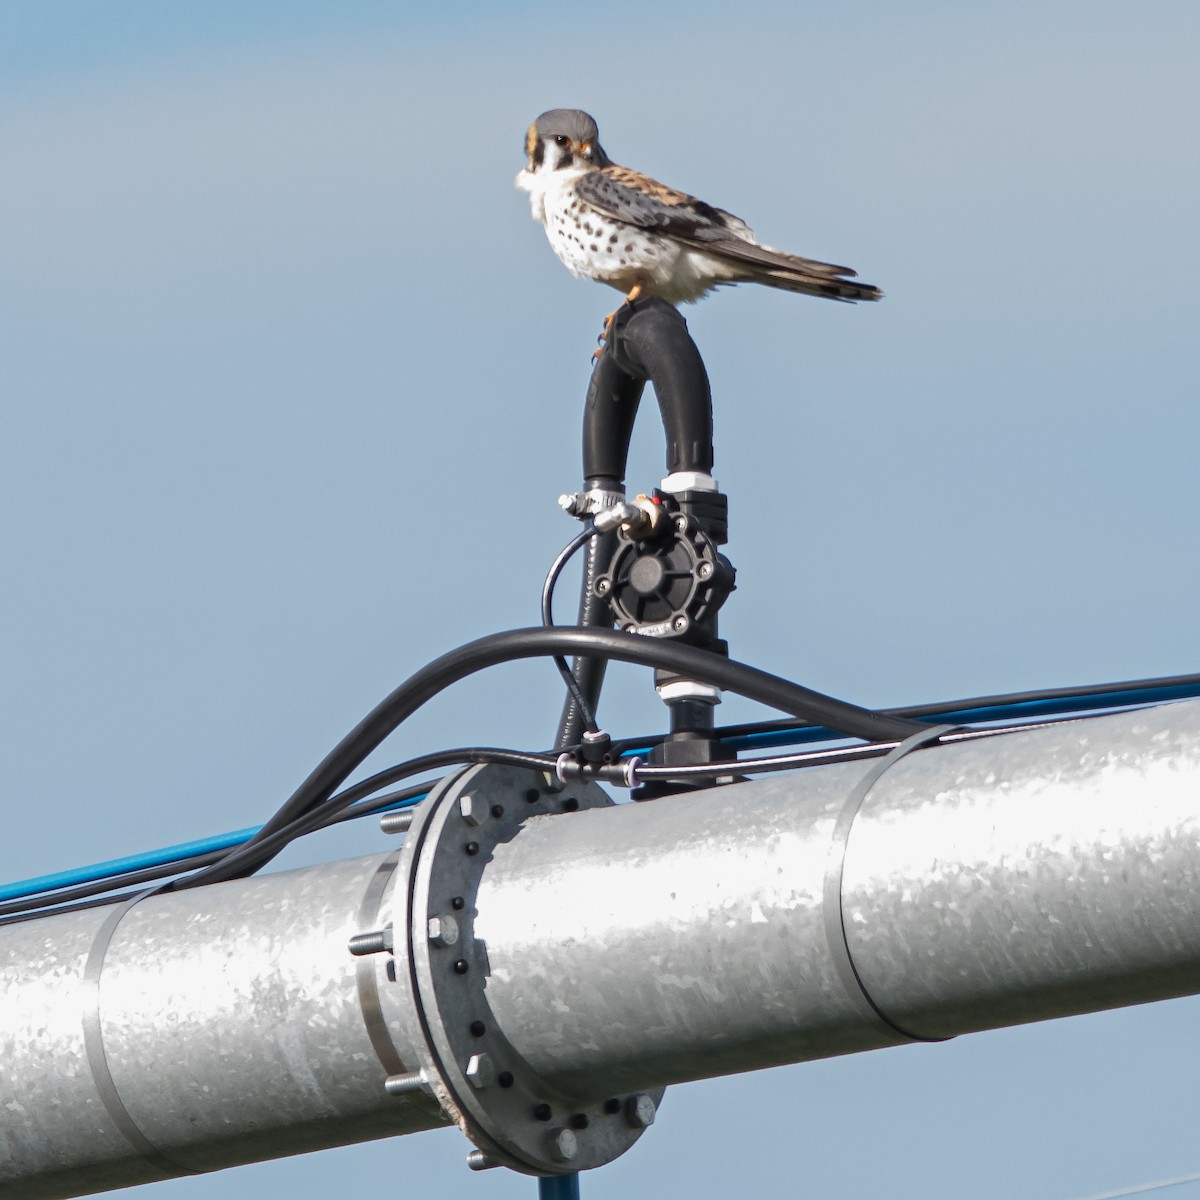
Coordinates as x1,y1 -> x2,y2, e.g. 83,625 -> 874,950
610,669 -> 1200,754
322,747 -> 557,811
554,524 -> 618,750
624,719 -> 1066,782
175,745 -> 558,887
2,747 -> 551,921
541,526 -> 602,735
176,627 -> 924,889
0,786 -> 433,924
0,850 -> 230,922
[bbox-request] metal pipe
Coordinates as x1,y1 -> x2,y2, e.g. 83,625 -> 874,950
474,701 -> 1200,1097
0,852 -> 445,1199
5,701 -> 1200,1196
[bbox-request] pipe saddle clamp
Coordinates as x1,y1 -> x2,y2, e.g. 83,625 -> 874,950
365,762 -> 665,1175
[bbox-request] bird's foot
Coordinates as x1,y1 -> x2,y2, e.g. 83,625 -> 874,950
593,309 -> 618,359
592,286 -> 645,359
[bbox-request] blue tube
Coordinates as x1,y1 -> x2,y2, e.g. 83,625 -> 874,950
8,683 -> 1200,908
722,684 -> 1200,753
538,1175 -> 580,1200
0,826 -> 262,903
0,792 -> 427,905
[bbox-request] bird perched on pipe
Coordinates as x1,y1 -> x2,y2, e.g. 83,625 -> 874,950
516,108 -> 882,310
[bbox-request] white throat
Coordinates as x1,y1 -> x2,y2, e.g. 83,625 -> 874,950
515,163 -> 588,222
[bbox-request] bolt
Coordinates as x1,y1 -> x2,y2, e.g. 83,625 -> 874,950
595,578 -> 611,595
427,914 -> 459,948
697,561 -> 713,580
533,1103 -> 553,1122
490,804 -> 505,819
525,788 -> 540,804
384,1070 -> 427,1097
467,1150 -> 498,1172
626,1093 -> 657,1128
498,1071 -> 514,1088
451,896 -> 465,910
348,926 -> 393,957
561,797 -> 579,813
379,809 -> 414,835
549,1129 -> 578,1163
464,841 -> 480,856
453,959 -> 469,975
671,614 -> 688,633
674,514 -> 688,531
469,1020 -> 486,1037
459,793 -> 487,826
466,1053 -> 496,1090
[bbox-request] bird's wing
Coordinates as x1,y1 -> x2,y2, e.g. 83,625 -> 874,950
575,165 -> 757,242
575,165 -> 881,303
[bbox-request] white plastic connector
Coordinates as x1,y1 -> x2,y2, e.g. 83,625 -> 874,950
660,471 -> 718,495
656,680 -> 722,704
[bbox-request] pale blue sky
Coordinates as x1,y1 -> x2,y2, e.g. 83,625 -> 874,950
4,3 -> 1200,1198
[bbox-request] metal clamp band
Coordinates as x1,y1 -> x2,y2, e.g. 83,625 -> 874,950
823,725 -> 958,1044
82,891 -> 201,1179
353,851 -> 412,1078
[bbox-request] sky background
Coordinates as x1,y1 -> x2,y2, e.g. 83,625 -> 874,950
4,2 -> 1200,1198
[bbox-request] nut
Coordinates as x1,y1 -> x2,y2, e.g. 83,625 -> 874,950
466,1053 -> 496,1090
427,914 -> 459,948
549,1128 -> 578,1162
458,793 -> 487,826
626,1093 -> 657,1128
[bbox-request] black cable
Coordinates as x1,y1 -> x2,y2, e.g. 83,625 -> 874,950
13,667 -> 1197,921
173,626 -> 923,890
541,525 -> 603,735
625,719 -> 1066,782
554,519 -> 619,750
610,669 -> 1200,755
0,851 -> 230,921
177,745 -> 558,888
4,747 -> 556,923
324,747 -> 557,811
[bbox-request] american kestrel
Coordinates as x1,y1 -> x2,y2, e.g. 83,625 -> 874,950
516,108 -> 882,308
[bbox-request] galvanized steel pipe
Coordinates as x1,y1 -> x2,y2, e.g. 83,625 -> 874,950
476,702 -> 1200,1095
0,853 -> 446,1199
3,700 -> 1200,1197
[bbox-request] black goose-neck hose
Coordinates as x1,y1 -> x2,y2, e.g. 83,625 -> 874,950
588,297 -> 715,477
562,297 -> 718,747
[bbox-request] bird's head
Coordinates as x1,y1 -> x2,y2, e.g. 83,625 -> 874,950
522,109 -> 611,176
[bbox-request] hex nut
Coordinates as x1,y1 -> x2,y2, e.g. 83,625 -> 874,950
427,914 -> 459,948
626,1093 -> 657,1128
549,1128 -> 578,1162
458,793 -> 487,826
466,1053 -> 496,1090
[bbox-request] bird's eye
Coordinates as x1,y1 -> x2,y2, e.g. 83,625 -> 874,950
554,135 -> 570,147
